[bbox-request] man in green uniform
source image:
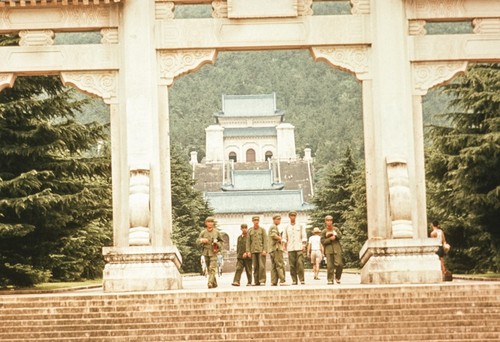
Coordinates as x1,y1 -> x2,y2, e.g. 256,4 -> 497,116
320,215 -> 343,285
268,214 -> 288,286
232,223 -> 252,286
246,215 -> 268,286
197,216 -> 223,289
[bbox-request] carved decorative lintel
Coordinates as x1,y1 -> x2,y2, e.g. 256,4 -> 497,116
60,5 -> 112,25
413,61 -> 468,95
212,0 -> 228,18
473,18 -> 500,35
156,0 -> 175,20
409,20 -> 427,35
158,49 -> 218,86
0,73 -> 16,92
406,0 -> 466,19
100,28 -> 118,44
310,45 -> 370,80
350,0 -> 370,15
60,71 -> 118,104
227,0 -> 298,19
19,30 -> 54,46
298,0 -> 313,16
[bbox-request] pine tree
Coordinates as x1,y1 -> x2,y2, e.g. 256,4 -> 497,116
309,147 -> 361,266
341,165 -> 368,268
0,69 -> 112,287
170,146 -> 213,273
426,64 -> 500,273
309,147 -> 357,228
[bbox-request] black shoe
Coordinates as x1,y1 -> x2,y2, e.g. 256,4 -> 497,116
291,282 -> 298,285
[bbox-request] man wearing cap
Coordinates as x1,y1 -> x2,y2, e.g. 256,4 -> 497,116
268,214 -> 288,286
308,227 -> 324,280
283,211 -> 307,285
232,223 -> 252,287
197,216 -> 223,289
246,216 -> 268,286
320,215 -> 343,285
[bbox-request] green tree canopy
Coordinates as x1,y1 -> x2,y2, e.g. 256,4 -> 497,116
426,64 -> 500,273
341,164 -> 368,268
170,146 -> 213,273
310,147 -> 357,227
0,74 -> 112,287
309,147 -> 363,266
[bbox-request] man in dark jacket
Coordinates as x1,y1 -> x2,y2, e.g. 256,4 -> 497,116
232,224 -> 252,286
320,215 -> 343,285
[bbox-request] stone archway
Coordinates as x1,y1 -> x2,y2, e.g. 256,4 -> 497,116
1,0 -> 499,290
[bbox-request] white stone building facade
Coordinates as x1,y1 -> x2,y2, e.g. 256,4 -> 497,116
204,93 -> 296,163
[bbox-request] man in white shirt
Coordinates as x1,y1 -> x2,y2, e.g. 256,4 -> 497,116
308,227 -> 324,280
283,211 -> 307,285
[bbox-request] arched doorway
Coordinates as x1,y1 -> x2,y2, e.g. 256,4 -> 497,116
265,151 -> 273,161
229,151 -> 237,162
246,148 -> 256,162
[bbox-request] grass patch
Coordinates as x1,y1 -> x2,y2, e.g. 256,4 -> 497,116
34,279 -> 102,290
457,273 -> 500,279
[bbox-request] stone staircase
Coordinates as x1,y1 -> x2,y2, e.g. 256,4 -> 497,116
0,283 -> 499,341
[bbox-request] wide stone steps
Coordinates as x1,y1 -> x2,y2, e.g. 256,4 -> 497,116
0,303 -> 497,323
1,316 -> 498,333
0,283 -> 499,341
1,327 -> 499,342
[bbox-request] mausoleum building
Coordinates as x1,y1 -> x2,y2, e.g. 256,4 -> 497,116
191,93 -> 314,251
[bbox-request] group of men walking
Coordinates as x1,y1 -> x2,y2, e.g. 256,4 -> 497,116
197,212 -> 343,289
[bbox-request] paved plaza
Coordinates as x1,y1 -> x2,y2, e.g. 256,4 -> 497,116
68,270 -> 479,295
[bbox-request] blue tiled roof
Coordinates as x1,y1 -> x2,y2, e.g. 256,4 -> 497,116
204,189 -> 315,214
222,170 -> 284,191
223,127 -> 277,137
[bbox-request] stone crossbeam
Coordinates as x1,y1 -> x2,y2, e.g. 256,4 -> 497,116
410,34 -> 500,62
0,44 -> 118,73
155,15 -> 371,51
406,0 -> 500,20
0,5 -> 119,32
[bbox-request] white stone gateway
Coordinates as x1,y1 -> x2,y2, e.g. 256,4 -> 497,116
1,0 -> 499,290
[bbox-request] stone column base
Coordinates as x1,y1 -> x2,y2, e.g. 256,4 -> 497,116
102,246 -> 182,292
359,238 -> 442,284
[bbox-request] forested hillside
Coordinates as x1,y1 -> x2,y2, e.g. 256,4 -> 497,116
168,49 -> 365,166
76,48 -> 449,168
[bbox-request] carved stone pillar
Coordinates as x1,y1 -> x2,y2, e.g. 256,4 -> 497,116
386,158 -> 414,239
100,0 -> 183,292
